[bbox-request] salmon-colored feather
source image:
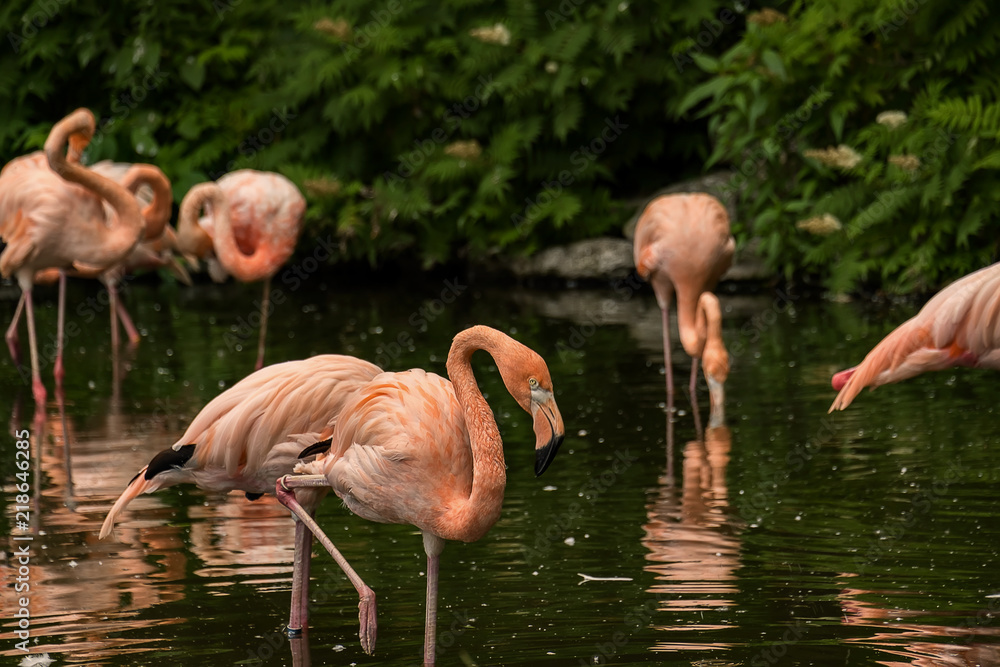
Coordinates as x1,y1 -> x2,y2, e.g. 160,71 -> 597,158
100,354 -> 381,538
276,326 -> 566,662
633,193 -> 734,425
830,262 -> 1000,411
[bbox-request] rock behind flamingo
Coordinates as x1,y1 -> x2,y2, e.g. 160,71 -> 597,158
277,325 -> 565,665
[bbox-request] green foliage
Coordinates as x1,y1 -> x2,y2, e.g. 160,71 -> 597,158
1,0 -> 733,268
679,0 -> 1000,293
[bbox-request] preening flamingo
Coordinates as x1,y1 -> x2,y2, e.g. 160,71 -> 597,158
277,325 -> 565,665
176,169 -> 305,370
99,354 -> 381,634
633,193 -> 734,427
89,160 -> 184,349
0,108 -> 144,405
6,163 -> 176,381
829,262 -> 1000,411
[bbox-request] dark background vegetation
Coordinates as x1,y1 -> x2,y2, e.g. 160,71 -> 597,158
2,0 -> 998,293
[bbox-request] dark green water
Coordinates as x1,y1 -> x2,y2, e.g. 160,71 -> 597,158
1,273 -> 999,666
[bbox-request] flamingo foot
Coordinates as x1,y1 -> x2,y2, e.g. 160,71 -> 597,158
359,587 -> 378,655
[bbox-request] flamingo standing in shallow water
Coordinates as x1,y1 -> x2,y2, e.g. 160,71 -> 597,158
277,325 -> 565,665
0,108 -> 144,404
829,262 -> 1000,411
176,169 -> 305,370
99,354 -> 382,634
633,193 -> 734,427
89,160 -> 185,349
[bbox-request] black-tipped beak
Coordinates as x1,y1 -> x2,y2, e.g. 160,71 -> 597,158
532,395 -> 565,476
535,432 -> 564,476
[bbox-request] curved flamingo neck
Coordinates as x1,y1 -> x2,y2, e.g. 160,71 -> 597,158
44,109 -> 144,266
210,194 -> 272,282
122,164 -> 172,240
176,183 -> 225,260
444,326 -> 510,541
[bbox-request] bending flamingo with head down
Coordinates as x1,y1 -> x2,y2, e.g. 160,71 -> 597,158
829,262 -> 1000,411
633,192 -> 734,428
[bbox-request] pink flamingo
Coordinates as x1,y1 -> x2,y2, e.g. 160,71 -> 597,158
0,108 -> 144,404
633,193 -> 734,427
176,169 -> 305,370
829,261 -> 1000,411
277,325 -> 565,665
6,163 -> 175,381
99,354 -> 382,635
89,160 -> 182,349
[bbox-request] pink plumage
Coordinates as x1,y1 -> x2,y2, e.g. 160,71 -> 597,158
177,168 -> 306,369
277,325 -> 566,663
829,262 -> 1000,411
633,192 -> 735,426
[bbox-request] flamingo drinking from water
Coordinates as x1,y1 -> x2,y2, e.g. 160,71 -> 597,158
633,193 -> 734,427
829,261 -> 1000,411
277,325 -> 565,665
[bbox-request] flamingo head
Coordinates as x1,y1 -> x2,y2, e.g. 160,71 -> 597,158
832,367 -> 856,391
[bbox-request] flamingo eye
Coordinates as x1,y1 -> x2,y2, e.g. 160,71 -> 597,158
528,377 -> 539,389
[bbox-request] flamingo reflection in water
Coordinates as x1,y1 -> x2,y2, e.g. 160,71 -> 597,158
0,401 -> 187,665
838,579 -> 1000,666
641,422 -> 743,653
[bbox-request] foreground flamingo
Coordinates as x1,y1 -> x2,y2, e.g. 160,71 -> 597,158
0,108 -> 144,404
829,262 -> 1000,411
176,169 -> 305,370
277,325 -> 565,665
633,193 -> 734,426
99,354 -> 381,633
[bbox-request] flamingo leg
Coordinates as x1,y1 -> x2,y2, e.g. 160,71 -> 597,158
422,532 -> 445,667
276,476 -> 377,655
661,306 -> 674,405
116,294 -> 141,346
22,285 -> 46,406
689,358 -> 703,440
256,276 -> 271,371
54,270 -> 66,390
107,279 -> 120,352
6,292 -> 25,365
288,518 -> 315,636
